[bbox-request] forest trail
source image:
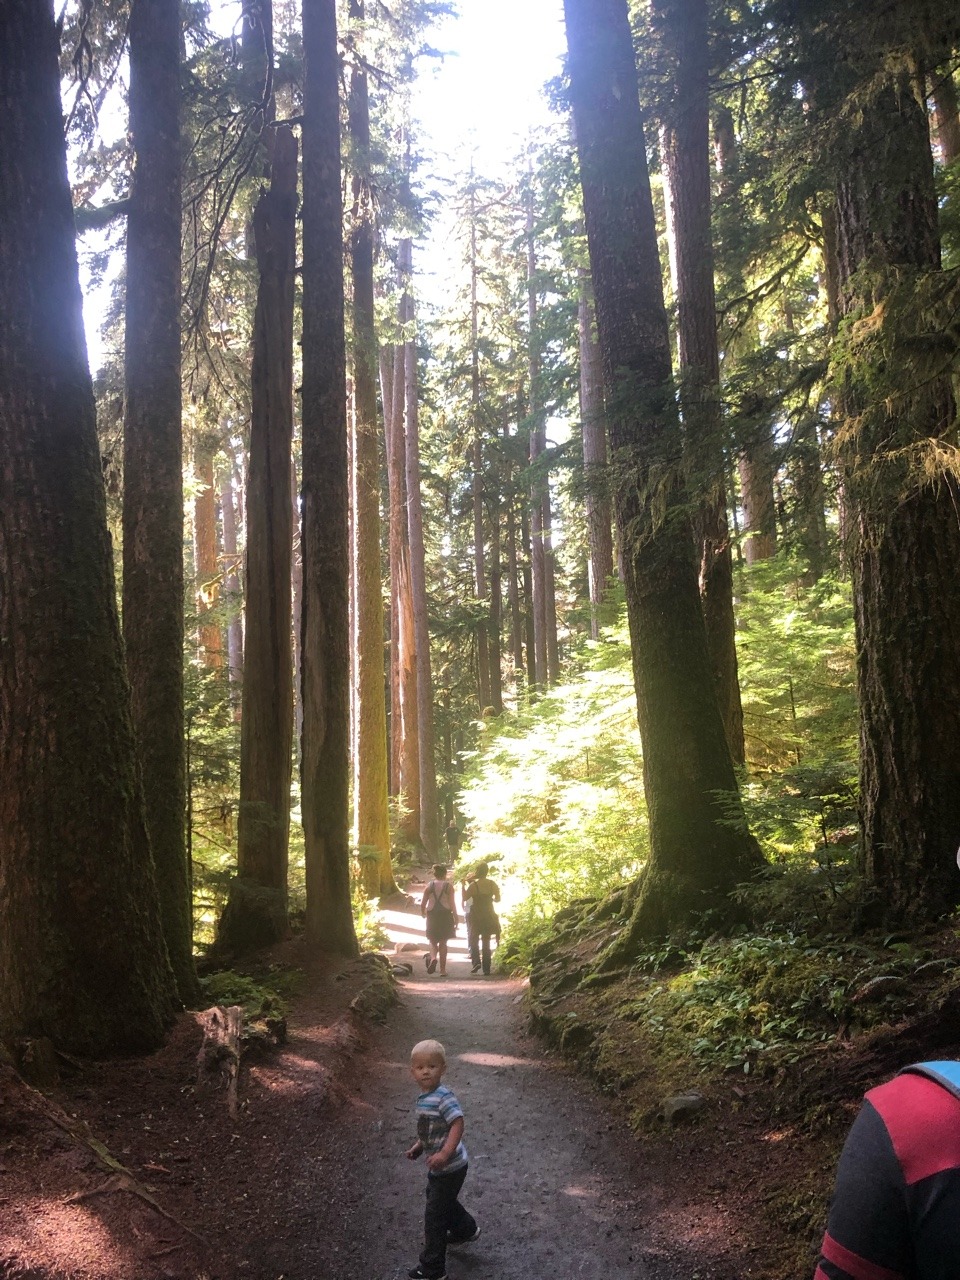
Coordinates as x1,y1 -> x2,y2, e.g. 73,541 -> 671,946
281,888 -> 747,1280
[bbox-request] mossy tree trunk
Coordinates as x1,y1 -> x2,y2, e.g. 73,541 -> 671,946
563,0 -> 763,950
300,0 -> 360,955
0,0 -> 178,1053
826,52 -> 960,922
123,0 -> 196,1002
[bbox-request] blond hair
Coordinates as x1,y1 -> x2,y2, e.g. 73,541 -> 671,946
411,1038 -> 446,1063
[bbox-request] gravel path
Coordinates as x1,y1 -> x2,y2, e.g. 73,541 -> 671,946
311,933 -> 691,1280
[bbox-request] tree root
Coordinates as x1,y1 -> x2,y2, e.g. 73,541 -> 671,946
0,1061 -> 202,1244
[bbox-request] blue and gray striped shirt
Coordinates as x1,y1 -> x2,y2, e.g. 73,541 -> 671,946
416,1084 -> 468,1174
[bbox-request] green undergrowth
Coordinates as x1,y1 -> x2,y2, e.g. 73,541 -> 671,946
529,900 -> 960,1123
197,965 -> 301,1019
458,557 -> 858,975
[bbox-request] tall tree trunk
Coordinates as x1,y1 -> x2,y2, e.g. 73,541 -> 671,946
348,5 -> 394,896
504,426 -> 527,682
219,450 -> 244,690
542,483 -> 560,683
563,0 -> 762,945
791,416 -> 828,585
578,270 -> 614,640
404,287 -> 442,856
526,193 -> 550,688
193,430 -> 224,668
394,242 -> 421,845
0,0 -> 178,1052
380,341 -> 400,794
300,0 -> 359,955
123,0 -> 195,1000
221,126 -> 298,952
469,198 -> 492,710
291,453 -> 304,751
656,0 -> 745,764
738,429 -> 778,563
472,429 -> 491,711
487,450 -> 505,715
827,53 -> 960,921
932,65 -> 960,164
520,504 -> 538,689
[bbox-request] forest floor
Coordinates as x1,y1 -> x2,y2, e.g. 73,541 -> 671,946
6,870 -> 954,1280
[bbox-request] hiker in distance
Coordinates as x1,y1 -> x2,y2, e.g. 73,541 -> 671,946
420,864 -> 458,977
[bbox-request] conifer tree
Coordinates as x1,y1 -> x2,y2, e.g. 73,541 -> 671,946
348,0 -> 395,895
0,0 -> 178,1052
123,0 -> 196,1000
810,1 -> 960,920
563,0 -> 763,943
300,0 -> 360,954
226,124 -> 299,950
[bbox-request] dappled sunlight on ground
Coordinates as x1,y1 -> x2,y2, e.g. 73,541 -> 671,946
1,1198 -> 136,1276
458,1050 -> 538,1068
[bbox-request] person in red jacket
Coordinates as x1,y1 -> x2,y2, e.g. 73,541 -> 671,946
814,1061 -> 960,1280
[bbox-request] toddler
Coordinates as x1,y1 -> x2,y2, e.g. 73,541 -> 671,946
405,1039 -> 480,1280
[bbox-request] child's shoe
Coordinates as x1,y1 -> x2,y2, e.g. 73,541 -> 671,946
407,1268 -> 447,1280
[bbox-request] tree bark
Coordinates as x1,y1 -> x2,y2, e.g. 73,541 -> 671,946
487,447 -> 505,716
300,0 -> 359,955
193,430 -> 224,668
0,0 -> 178,1052
504,426 -> 527,682
563,0 -> 763,944
394,242 -> 421,845
223,125 -> 298,952
404,285 -> 442,856
578,269 -> 614,639
380,342 -> 401,795
347,6 -> 394,896
526,192 -> 550,689
828,55 -> 960,922
520,504 -> 538,689
123,0 -> 195,1001
656,0 -> 744,764
738,429 -> 778,564
469,198 -> 492,711
219,450 -> 244,691
291,453 -> 304,751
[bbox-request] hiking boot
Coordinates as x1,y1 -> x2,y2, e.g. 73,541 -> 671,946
408,1268 -> 447,1280
425,956 -> 437,974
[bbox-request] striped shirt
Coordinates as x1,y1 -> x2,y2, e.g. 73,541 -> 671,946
416,1084 -> 468,1174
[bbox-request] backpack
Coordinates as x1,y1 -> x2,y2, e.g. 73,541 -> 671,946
902,1060 -> 960,1101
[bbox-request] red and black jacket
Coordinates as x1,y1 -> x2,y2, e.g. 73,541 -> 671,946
814,1061 -> 960,1280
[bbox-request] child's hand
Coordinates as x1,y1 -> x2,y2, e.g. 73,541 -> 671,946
425,1150 -> 449,1172
405,1142 -> 423,1160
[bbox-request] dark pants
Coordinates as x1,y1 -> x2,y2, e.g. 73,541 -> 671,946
420,1164 -> 475,1277
478,931 -> 496,975
466,915 -> 480,968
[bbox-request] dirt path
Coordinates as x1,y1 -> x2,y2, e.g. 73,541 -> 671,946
280,919 -> 746,1280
